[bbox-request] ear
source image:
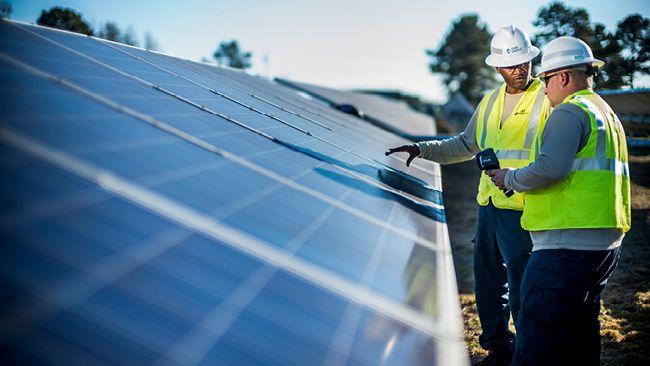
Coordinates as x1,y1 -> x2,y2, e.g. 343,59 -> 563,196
560,71 -> 571,87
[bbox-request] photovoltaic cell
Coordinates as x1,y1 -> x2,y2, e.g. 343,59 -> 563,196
0,19 -> 467,365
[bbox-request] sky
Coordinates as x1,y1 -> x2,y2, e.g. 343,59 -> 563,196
9,0 -> 650,103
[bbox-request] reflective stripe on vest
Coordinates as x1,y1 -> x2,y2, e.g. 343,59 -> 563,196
537,96 -> 629,177
572,157 -> 629,176
497,149 -> 530,160
479,90 -> 500,148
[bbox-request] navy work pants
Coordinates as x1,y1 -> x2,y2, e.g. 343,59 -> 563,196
513,247 -> 621,366
474,201 -> 532,357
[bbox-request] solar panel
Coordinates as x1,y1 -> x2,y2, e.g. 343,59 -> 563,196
275,78 -> 437,136
0,19 -> 467,365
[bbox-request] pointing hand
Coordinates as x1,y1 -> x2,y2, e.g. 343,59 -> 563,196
385,144 -> 420,167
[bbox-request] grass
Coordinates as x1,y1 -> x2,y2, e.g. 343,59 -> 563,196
440,153 -> 650,365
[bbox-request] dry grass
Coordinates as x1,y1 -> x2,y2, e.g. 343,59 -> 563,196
598,153 -> 650,365
440,152 -> 650,365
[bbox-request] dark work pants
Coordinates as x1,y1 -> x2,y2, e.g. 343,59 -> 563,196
513,247 -> 621,366
474,201 -> 532,357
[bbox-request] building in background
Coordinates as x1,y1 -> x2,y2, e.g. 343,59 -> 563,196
599,88 -> 650,137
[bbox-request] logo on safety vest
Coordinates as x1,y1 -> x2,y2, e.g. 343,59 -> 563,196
513,108 -> 528,116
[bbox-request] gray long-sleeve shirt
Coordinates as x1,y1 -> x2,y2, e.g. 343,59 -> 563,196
415,108 -> 481,164
415,90 -> 524,164
504,102 -> 624,251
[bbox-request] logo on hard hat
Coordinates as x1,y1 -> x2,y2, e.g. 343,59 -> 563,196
506,45 -> 522,54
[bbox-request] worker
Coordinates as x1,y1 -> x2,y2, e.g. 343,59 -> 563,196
386,26 -> 550,366
486,36 -> 630,365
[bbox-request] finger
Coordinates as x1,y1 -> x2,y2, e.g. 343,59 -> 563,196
406,154 -> 415,167
385,147 -> 403,156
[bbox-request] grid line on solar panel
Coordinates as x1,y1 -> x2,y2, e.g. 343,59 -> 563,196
3,139 -> 446,362
1,225 -> 193,339
5,158 -> 349,332
0,50 -> 445,253
2,189 -> 106,229
161,64 -> 422,174
83,30 -> 434,178
1,58 -> 446,280
93,41 -> 445,211
1,20 -> 467,365
0,128 -> 455,343
66,125 -> 284,155
5,22 -> 282,143
1,35 -> 446,318
2,15 -> 446,288
159,188 -> 353,365
134,49 -> 426,173
11,22 -> 368,165
320,197 -> 400,365
248,93 -> 335,131
95,37 -> 337,135
270,92 -> 350,127
208,150 -> 347,220
83,32 -> 432,181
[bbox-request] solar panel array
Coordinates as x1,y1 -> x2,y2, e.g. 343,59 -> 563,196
0,19 -> 466,366
275,78 -> 436,136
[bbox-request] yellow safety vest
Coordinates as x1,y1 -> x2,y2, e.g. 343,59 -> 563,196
521,89 -> 631,232
475,78 -> 550,210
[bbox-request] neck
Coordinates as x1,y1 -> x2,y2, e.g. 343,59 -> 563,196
561,82 -> 592,102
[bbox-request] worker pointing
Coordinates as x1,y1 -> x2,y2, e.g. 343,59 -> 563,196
386,26 -> 550,366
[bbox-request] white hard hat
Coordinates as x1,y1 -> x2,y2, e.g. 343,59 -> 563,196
485,26 -> 540,67
537,36 -> 604,77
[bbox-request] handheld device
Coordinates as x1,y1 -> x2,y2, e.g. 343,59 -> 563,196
476,148 -> 515,198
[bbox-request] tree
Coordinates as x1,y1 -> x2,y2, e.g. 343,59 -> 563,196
426,14 -> 496,106
144,31 -> 159,51
0,0 -> 12,19
532,2 -> 593,45
98,22 -> 121,42
591,23 -> 625,89
616,14 -> 650,88
531,1 -> 634,89
213,40 -> 252,70
97,22 -> 139,46
36,6 -> 93,35
121,25 -> 139,47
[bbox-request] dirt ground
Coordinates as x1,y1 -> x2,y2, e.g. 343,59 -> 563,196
439,151 -> 650,365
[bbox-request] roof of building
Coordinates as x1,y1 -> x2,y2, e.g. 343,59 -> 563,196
599,88 -> 650,125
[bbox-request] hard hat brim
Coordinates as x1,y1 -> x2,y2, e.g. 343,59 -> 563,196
485,46 -> 540,67
536,58 -> 605,77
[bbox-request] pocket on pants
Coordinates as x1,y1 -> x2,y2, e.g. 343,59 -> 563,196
521,268 -> 571,325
